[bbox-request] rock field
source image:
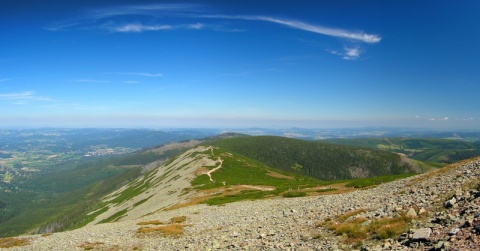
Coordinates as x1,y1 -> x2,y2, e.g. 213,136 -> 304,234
3,157 -> 480,251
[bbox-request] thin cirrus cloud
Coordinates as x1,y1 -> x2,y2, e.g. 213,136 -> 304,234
343,47 -> 362,60
108,23 -> 204,33
241,16 -> 380,44
0,91 -> 53,103
327,47 -> 362,60
46,3 -> 381,44
198,14 -> 381,44
45,3 -> 200,31
45,3 -> 381,59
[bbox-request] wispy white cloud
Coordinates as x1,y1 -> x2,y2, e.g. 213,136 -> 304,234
0,78 -> 11,82
342,47 -> 362,60
0,91 -> 54,104
45,3 -> 200,31
251,16 -> 380,44
107,23 -> 204,33
88,3 -> 200,20
46,4 -> 381,44
429,117 -> 449,121
112,24 -> 172,33
45,4 -> 381,60
328,46 -> 363,60
123,80 -> 139,84
200,15 -> 381,44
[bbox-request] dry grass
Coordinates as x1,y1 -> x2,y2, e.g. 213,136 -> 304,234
337,208 -> 367,221
137,220 -> 163,225
0,237 -> 30,248
367,214 -> 411,239
78,241 -> 104,250
316,209 -> 412,247
137,216 -> 190,237
137,223 -> 190,237
327,218 -> 368,244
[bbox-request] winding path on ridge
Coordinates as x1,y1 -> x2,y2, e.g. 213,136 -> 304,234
206,157 -> 223,182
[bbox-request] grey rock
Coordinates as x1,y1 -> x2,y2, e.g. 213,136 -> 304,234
444,197 -> 457,208
411,228 -> 432,241
406,207 -> 418,218
448,228 -> 460,235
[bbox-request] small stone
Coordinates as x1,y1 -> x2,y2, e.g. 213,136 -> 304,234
444,197 -> 457,208
418,207 -> 427,215
383,241 -> 391,249
411,228 -> 432,241
435,241 -> 445,249
407,207 -> 418,218
448,228 -> 460,235
212,240 -> 221,249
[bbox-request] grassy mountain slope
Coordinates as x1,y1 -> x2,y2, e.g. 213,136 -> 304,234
83,136 -> 424,225
209,136 -> 419,180
85,143 -> 324,224
4,135 -> 429,237
323,138 -> 480,164
0,140 -> 200,237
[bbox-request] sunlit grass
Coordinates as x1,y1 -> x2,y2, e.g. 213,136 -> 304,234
0,237 -> 30,248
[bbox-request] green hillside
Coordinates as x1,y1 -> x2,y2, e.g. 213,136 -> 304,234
323,138 -> 480,164
0,142 -> 192,237
189,146 -> 323,205
209,136 -> 418,180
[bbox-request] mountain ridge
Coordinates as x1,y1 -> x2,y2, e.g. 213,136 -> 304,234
3,155 -> 479,250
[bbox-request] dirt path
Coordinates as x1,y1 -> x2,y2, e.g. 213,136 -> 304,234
206,157 -> 223,182
240,185 -> 275,191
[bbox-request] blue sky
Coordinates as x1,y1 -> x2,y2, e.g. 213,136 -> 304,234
1,1 -> 479,129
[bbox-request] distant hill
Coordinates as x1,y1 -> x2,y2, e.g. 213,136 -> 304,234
209,136 -> 419,180
322,138 -> 480,164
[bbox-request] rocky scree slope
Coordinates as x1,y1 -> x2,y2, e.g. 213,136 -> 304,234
2,158 -> 480,250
